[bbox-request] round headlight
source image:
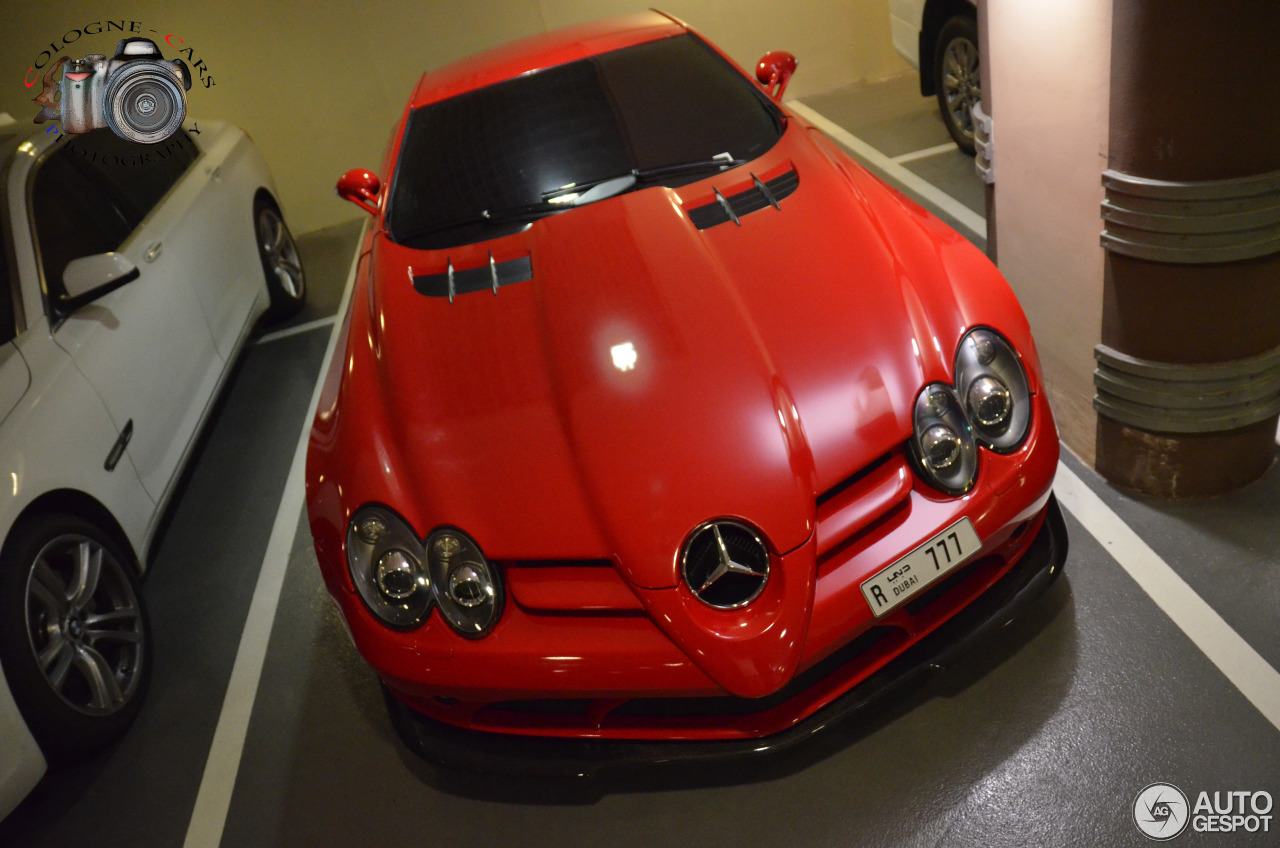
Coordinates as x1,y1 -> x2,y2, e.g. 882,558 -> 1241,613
427,529 -> 503,638
967,375 -> 1012,428
346,506 -> 432,629
954,328 -> 1030,451
376,550 -> 420,601
921,423 -> 963,472
911,384 -> 978,495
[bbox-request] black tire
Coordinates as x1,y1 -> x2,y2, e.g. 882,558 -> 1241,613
0,513 -> 150,765
933,14 -> 980,156
255,197 -> 306,323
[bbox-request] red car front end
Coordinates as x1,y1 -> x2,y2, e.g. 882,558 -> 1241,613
306,11 -> 1066,771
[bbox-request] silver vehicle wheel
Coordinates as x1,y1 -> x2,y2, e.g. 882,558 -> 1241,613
25,533 -> 145,716
257,204 -> 306,307
934,15 -> 981,156
0,514 -> 150,763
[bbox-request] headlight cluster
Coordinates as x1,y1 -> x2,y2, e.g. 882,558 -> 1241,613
346,506 -> 503,637
910,328 -> 1031,494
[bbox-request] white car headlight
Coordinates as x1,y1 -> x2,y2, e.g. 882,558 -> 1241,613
346,506 -> 433,629
345,508 -> 505,637
911,383 -> 978,495
426,529 -> 503,638
954,328 -> 1031,452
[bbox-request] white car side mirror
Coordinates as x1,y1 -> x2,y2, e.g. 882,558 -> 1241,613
63,252 -> 138,300
57,252 -> 139,318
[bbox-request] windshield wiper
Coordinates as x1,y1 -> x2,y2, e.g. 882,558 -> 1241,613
401,154 -> 749,244
633,152 -> 747,181
539,153 -> 747,203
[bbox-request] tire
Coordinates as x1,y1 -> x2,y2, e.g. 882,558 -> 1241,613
933,14 -> 981,156
0,514 -> 150,765
255,198 -> 306,323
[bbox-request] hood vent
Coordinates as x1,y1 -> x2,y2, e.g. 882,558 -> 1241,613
687,167 -> 799,230
412,252 -> 532,302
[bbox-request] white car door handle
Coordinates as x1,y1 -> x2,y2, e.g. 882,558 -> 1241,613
144,242 -> 163,263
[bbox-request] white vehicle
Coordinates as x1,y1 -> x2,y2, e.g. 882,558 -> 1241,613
888,0 -> 980,155
0,119 -> 304,819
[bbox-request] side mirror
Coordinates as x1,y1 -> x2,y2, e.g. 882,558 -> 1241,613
756,51 -> 797,101
57,252 -> 139,318
337,168 -> 381,215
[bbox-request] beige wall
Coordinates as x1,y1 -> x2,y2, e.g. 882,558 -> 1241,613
3,1 -> 907,234
987,0 -> 1111,463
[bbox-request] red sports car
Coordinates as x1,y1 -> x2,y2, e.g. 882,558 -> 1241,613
306,10 -> 1066,772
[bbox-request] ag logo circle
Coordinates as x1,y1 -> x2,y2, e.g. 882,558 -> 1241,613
1134,783 -> 1190,840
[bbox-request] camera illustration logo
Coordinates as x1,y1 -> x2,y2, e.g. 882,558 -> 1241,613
33,37 -> 191,144
1135,783 -> 1190,841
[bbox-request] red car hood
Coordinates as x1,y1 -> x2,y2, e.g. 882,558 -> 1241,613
336,130 -> 1003,695
367,135 -> 981,579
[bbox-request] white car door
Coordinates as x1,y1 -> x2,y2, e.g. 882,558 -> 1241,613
29,130 -> 225,503
139,129 -> 258,358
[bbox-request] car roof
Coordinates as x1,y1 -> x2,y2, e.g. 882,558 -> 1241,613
409,10 -> 687,109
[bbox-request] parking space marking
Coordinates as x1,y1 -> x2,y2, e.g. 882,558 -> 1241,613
1055,459 -> 1280,734
254,315 -> 337,346
891,142 -> 959,165
182,223 -> 365,848
787,100 -> 987,238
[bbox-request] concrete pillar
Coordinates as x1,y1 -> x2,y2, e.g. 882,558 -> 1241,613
1096,0 -> 1280,497
982,0 -> 1112,465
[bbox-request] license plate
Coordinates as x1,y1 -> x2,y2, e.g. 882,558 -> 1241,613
860,518 -> 982,617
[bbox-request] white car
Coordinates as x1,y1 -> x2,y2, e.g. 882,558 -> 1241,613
0,118 -> 304,819
888,0 -> 980,154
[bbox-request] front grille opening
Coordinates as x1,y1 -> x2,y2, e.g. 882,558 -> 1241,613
817,451 -> 896,507
817,498 -> 911,573
613,626 -> 895,719
486,699 -> 592,716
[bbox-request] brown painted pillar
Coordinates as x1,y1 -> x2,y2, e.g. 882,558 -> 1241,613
1096,0 -> 1280,497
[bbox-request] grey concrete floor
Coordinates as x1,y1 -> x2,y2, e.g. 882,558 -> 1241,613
3,79 -> 1279,847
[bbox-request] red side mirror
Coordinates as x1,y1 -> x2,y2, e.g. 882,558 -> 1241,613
755,51 -> 797,101
337,168 -> 381,215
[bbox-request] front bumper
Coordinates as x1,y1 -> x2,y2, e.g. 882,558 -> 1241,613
384,494 -> 1068,775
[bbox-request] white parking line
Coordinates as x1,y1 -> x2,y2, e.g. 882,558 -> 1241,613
787,100 -> 987,239
891,142 -> 958,165
1055,460 -> 1280,733
182,222 -> 365,848
254,315 -> 337,345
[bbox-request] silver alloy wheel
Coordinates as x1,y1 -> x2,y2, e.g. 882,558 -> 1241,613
24,534 -> 145,716
941,35 -> 980,146
257,206 -> 304,301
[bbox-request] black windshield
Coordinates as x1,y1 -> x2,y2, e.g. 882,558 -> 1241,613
388,33 -> 783,249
